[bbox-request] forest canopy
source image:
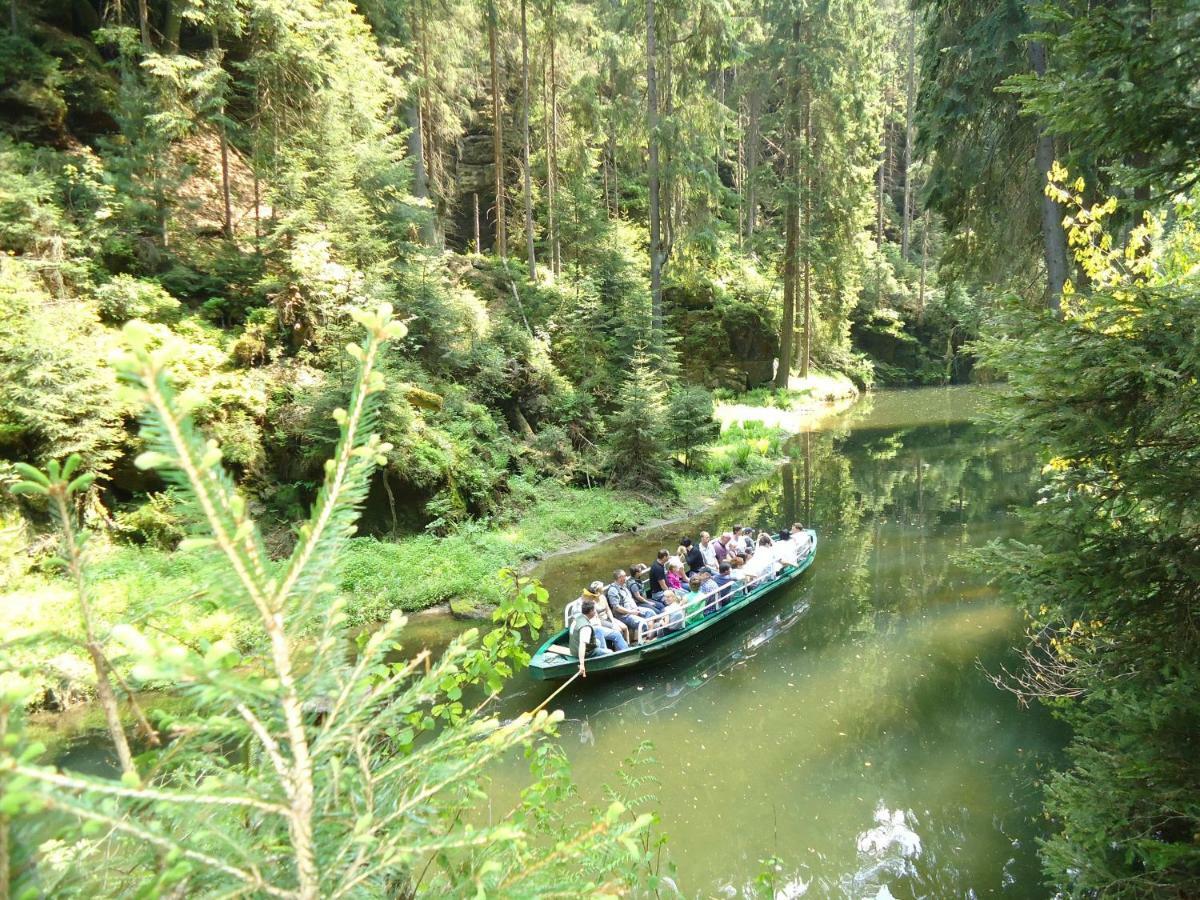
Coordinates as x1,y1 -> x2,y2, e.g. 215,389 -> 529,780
1,0 -> 1198,895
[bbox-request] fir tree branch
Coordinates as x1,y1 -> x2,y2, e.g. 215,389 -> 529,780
138,366 -> 272,622
47,474 -> 137,781
270,330 -> 380,614
5,763 -> 291,817
33,793 -> 294,899
235,704 -> 293,792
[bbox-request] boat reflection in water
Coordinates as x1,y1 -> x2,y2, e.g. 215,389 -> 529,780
552,576 -> 814,733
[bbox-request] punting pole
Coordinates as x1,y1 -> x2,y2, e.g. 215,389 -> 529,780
529,668 -> 583,715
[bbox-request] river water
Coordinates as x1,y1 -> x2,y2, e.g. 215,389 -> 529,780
50,386 -> 1064,896
493,386 -> 1064,897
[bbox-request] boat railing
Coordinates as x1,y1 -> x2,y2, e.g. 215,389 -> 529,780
636,563 -> 785,642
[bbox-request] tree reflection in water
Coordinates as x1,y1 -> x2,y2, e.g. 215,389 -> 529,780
516,387 -> 1065,898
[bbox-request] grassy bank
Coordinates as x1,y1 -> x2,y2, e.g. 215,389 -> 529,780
1,407 -> 809,707
714,371 -> 860,434
338,474 -> 727,621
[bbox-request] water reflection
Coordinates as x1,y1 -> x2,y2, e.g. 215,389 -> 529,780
503,387 -> 1064,898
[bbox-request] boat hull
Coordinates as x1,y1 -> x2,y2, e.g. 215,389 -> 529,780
528,531 -> 817,682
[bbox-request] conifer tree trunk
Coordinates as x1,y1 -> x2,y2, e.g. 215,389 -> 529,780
775,19 -> 802,390
548,1 -> 560,274
474,192 -> 481,251
918,209 -> 929,320
800,60 -> 813,380
253,166 -> 261,243
877,148 -> 885,245
901,11 -> 915,258
735,66 -> 745,243
213,28 -> 233,240
520,0 -> 536,275
417,0 -> 442,247
405,4 -> 433,244
164,0 -> 184,53
489,2 -> 507,257
1029,40 -> 1067,314
407,102 -> 434,244
747,88 -> 760,239
646,0 -> 663,336
137,0 -> 151,47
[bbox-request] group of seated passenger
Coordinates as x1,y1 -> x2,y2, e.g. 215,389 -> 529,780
568,523 -> 814,675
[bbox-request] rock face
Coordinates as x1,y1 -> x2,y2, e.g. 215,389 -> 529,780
451,128 -> 498,253
725,315 -> 779,387
670,285 -> 780,389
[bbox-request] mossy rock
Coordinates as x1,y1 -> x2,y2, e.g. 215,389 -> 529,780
449,598 -> 493,620
403,384 -> 444,411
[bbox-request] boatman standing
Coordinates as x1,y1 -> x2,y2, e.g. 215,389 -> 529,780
570,599 -> 612,677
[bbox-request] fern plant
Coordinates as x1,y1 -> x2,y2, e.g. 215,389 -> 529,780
1,304 -> 652,897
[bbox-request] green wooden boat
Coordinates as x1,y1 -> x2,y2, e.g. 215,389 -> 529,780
528,530 -> 818,681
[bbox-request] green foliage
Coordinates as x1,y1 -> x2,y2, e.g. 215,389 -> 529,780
1010,0 -> 1200,203
115,491 -> 186,550
914,0 -> 1044,285
603,352 -> 676,494
94,275 -> 180,324
1,305 -> 658,897
0,258 -> 128,472
0,33 -> 67,137
667,385 -> 719,472
704,420 -> 787,480
336,478 -> 665,620
976,185 -> 1200,896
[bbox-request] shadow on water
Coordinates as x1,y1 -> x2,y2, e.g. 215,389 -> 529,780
48,387 -> 1067,897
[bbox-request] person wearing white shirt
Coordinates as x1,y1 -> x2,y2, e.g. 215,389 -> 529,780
699,531 -> 719,570
741,533 -> 779,584
777,522 -> 813,566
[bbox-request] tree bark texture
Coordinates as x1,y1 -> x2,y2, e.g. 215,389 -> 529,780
800,61 -> 813,380
520,0 -> 536,275
137,0 -> 151,47
1029,39 -> 1068,314
646,0 -> 663,335
775,19 -> 802,389
213,28 -> 233,240
474,192 -> 481,252
918,209 -> 929,320
747,88 -> 760,239
901,11 -> 916,258
489,4 -> 507,257
548,2 -> 561,274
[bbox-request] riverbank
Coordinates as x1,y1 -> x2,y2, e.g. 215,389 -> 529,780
1,389 -> 856,710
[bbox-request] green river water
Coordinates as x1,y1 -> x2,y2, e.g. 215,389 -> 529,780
51,386 -> 1065,897
500,385 -> 1064,897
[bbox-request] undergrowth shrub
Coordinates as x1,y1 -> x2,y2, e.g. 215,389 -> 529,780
94,274 -> 180,323
114,490 -> 185,549
1,304 -> 662,897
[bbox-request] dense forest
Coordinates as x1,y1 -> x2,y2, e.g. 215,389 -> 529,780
1,0 -> 1198,895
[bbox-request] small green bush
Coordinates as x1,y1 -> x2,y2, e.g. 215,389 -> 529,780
94,275 -> 180,323
115,491 -> 186,550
